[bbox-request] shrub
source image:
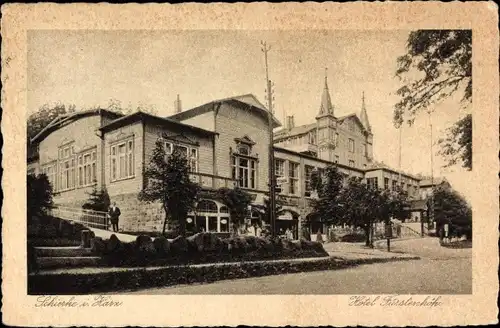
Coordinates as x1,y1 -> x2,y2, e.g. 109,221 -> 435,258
136,235 -> 156,255
27,174 -> 53,220
93,233 -> 329,268
106,234 -> 123,253
171,236 -> 189,254
153,236 -> 171,256
90,237 -> 106,254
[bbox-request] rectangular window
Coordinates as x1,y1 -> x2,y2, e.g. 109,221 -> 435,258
164,142 -> 173,155
305,165 -> 314,193
349,139 -> 355,153
189,148 -> 198,173
58,145 -> 75,191
77,149 -> 97,187
367,177 -> 378,189
349,160 -> 355,167
288,162 -> 299,195
335,133 -> 339,147
309,132 -> 317,145
384,178 -> 389,190
364,144 -> 368,156
392,180 -> 398,190
164,141 -> 198,173
274,159 -> 285,177
232,155 -> 257,189
110,138 -> 134,181
335,155 -> 339,164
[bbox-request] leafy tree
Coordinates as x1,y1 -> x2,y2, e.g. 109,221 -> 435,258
437,114 -> 472,170
394,30 -> 472,170
310,165 -> 345,226
139,138 -> 200,236
433,185 -> 472,227
27,174 -> 53,220
28,103 -> 76,142
82,186 -> 111,212
378,187 -> 410,233
217,187 -> 254,236
337,177 -> 385,247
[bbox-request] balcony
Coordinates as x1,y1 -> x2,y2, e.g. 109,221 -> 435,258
189,172 -> 236,190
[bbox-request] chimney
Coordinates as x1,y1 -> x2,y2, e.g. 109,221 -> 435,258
174,94 -> 182,113
287,115 -> 295,129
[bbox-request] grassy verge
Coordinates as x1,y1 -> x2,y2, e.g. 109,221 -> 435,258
28,256 -> 419,295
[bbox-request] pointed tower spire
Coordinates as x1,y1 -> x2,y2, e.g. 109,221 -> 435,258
317,67 -> 334,117
360,91 -> 372,132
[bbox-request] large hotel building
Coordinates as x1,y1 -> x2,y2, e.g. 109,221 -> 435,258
27,75 -> 432,239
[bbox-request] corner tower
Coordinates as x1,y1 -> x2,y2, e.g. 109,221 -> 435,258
315,68 -> 337,162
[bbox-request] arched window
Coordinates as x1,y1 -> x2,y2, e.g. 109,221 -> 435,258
220,206 -> 229,214
251,211 -> 260,219
196,200 -> 218,213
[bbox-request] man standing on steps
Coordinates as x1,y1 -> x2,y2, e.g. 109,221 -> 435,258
108,202 -> 121,232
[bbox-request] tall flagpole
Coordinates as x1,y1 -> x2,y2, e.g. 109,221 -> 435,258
261,41 -> 277,238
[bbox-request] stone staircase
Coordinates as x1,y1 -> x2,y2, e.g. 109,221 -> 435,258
34,246 -> 101,270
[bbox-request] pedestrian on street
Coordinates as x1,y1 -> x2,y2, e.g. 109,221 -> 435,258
108,202 -> 121,232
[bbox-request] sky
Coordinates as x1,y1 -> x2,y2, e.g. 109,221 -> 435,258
27,30 -> 472,200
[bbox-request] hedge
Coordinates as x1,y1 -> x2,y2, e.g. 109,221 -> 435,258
28,256 -> 419,295
89,233 -> 329,267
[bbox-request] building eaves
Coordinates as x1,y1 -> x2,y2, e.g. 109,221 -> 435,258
100,111 -> 218,137
273,146 -> 365,173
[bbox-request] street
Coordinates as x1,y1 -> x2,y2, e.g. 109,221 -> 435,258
122,237 -> 472,295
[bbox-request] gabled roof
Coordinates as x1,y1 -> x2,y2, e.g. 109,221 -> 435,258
99,111 -> 217,137
337,113 -> 371,135
31,108 -> 123,144
169,93 -> 281,128
235,135 -> 256,146
274,123 -> 316,140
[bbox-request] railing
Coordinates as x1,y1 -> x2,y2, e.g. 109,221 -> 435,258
50,206 -> 109,230
398,225 -> 422,238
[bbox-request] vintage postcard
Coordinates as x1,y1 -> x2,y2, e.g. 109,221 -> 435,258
1,2 -> 498,327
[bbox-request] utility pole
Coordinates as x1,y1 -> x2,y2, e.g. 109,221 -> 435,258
428,111 -> 435,233
261,40 -> 277,238
398,123 -> 403,187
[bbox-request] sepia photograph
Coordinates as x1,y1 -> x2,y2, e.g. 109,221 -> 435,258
1,2 -> 498,327
26,29 -> 473,295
